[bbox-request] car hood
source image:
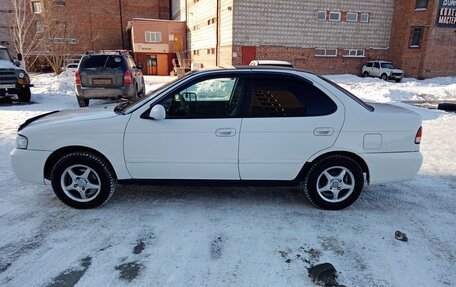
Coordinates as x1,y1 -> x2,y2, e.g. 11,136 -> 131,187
23,104 -> 121,130
391,69 -> 404,74
0,59 -> 19,70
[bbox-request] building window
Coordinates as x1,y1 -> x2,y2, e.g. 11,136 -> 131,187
36,21 -> 43,33
409,27 -> 423,48
343,49 -> 365,57
329,12 -> 341,21
68,38 -> 77,45
315,48 -> 338,57
31,1 -> 42,13
53,37 -> 64,44
346,12 -> 358,22
145,32 -> 161,43
53,1 -> 66,7
415,0 -> 428,10
317,11 -> 326,21
360,13 -> 369,23
193,50 -> 199,56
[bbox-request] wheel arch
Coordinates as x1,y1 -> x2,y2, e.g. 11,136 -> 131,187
44,146 -> 117,180
296,151 -> 370,183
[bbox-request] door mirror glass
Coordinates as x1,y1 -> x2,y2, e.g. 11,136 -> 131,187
17,53 -> 23,61
149,104 -> 166,120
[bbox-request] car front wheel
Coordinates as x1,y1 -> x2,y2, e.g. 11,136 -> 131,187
50,152 -> 116,209
362,71 -> 369,78
381,74 -> 388,81
303,155 -> 364,210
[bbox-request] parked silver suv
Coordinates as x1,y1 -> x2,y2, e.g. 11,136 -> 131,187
75,51 -> 145,107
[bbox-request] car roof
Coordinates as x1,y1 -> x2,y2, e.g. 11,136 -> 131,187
251,60 -> 293,65
367,60 -> 392,63
189,66 -> 316,79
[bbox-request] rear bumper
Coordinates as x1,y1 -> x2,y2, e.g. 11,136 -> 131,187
362,151 -> 423,184
10,148 -> 51,185
75,84 -> 134,99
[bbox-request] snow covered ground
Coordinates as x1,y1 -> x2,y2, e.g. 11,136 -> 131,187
0,73 -> 455,287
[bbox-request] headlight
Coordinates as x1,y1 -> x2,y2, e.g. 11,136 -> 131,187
15,135 -> 28,149
18,72 -> 25,79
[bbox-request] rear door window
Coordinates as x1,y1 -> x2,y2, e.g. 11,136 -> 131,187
248,77 -> 337,117
80,55 -> 125,71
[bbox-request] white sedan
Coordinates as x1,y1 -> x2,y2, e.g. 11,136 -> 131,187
10,68 -> 423,210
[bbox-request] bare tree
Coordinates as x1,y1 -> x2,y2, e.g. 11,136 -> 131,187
8,0 -> 41,69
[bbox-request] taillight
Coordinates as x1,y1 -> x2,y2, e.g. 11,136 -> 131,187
415,127 -> 422,144
74,70 -> 81,84
124,71 -> 132,85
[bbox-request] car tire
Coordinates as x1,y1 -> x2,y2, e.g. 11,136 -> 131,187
50,152 -> 116,209
303,155 -> 364,210
362,72 -> 369,78
381,74 -> 388,81
77,97 -> 89,107
17,87 -> 31,102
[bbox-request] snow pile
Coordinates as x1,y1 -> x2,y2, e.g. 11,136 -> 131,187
325,74 -> 456,103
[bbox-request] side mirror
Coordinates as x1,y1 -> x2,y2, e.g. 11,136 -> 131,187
14,60 -> 21,67
149,104 -> 166,120
137,64 -> 143,70
17,53 -> 23,61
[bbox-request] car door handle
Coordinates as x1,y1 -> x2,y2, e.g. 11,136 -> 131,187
313,127 -> 334,136
215,128 -> 236,137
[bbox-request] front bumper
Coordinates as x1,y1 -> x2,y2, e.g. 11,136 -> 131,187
362,151 -> 423,185
10,148 -> 51,185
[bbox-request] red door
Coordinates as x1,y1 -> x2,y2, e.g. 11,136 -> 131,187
242,46 -> 256,65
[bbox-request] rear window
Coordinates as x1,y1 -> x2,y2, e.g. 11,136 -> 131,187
80,55 -> 126,71
319,76 -> 374,112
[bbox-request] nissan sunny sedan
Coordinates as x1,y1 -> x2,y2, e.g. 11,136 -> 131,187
10,67 -> 423,210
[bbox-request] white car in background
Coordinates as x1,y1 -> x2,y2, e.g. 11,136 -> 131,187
10,68 -> 423,210
249,60 -> 294,68
362,60 -> 404,82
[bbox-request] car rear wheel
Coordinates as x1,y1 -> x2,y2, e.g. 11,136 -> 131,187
303,155 -> 364,210
77,97 -> 89,107
362,71 -> 369,78
381,74 -> 388,81
50,152 -> 116,209
17,87 -> 31,102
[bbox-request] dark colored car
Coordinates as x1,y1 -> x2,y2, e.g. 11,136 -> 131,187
75,51 -> 145,107
0,46 -> 33,102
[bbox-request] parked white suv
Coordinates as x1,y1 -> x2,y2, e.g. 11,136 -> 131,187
11,68 -> 423,210
362,60 -> 404,82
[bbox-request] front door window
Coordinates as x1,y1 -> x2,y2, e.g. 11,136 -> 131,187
159,77 -> 245,118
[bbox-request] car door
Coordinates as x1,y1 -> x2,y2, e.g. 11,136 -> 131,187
372,62 -> 380,77
123,74 -> 248,179
238,73 -> 344,180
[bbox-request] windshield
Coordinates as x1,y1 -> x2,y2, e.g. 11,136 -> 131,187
381,62 -> 395,69
116,73 -> 192,114
0,49 -> 12,61
319,76 -> 374,112
80,55 -> 126,71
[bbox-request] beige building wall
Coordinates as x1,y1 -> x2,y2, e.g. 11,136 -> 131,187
233,0 -> 394,49
172,0 -> 234,68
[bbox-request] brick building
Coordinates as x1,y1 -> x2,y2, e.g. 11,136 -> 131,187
390,0 -> 456,78
0,0 -> 14,53
171,0 -> 456,78
32,0 -> 169,51
128,18 -> 186,76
